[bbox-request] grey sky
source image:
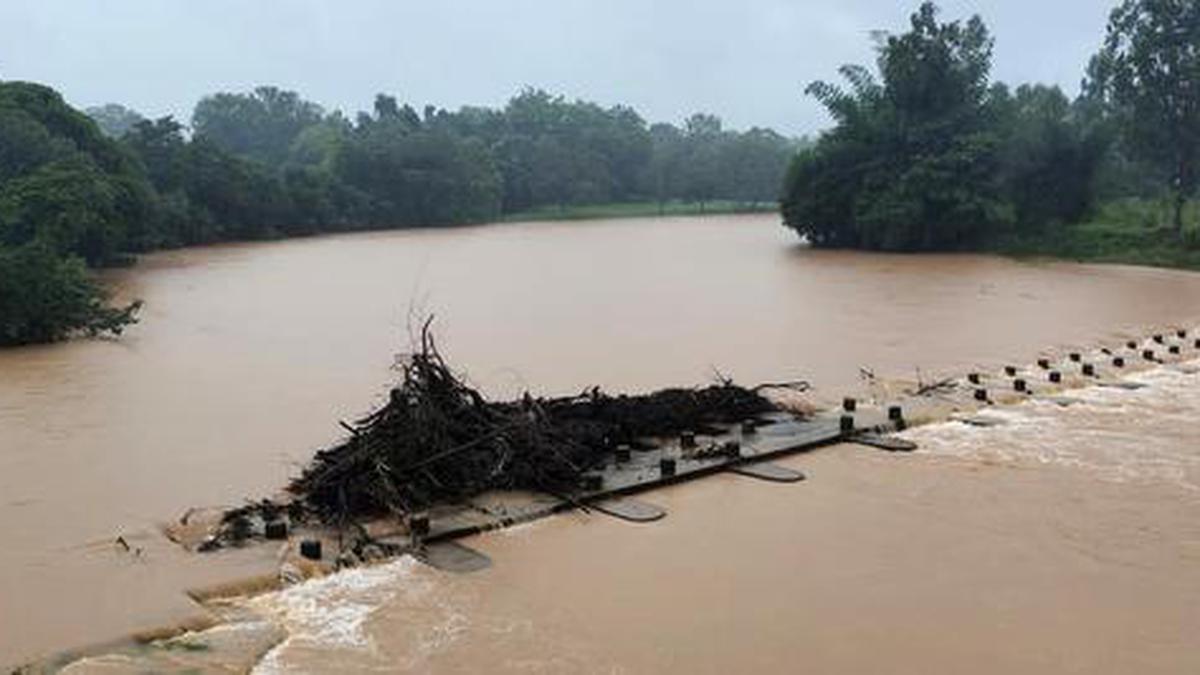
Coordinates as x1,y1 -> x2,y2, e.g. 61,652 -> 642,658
0,1 -> 1110,136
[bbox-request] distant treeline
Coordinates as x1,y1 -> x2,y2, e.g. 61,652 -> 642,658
94,88 -> 797,245
0,82 -> 797,345
782,1 -> 1200,253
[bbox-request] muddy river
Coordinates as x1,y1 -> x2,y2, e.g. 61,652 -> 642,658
2,213 -> 1199,671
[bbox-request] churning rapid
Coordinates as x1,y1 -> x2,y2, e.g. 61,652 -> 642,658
3,213 -> 1200,672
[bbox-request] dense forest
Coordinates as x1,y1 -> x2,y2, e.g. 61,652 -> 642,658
0,83 -> 796,345
782,0 -> 1200,254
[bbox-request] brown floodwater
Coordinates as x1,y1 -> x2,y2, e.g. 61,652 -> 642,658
3,213 -> 1200,670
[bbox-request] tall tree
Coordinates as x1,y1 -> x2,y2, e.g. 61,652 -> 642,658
722,128 -> 794,206
0,82 -> 155,262
680,114 -> 725,210
783,3 -> 1007,250
1090,0 -> 1200,238
123,117 -> 188,191
192,86 -> 325,166
643,123 -> 685,211
994,84 -> 1109,228
0,82 -> 144,342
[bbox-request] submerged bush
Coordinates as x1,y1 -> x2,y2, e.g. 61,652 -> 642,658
0,243 -> 141,346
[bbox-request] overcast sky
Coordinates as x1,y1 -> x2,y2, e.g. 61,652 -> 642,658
0,1 -> 1111,136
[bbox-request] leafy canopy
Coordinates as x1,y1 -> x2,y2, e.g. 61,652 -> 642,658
1089,0 -> 1200,236
783,2 -> 1109,251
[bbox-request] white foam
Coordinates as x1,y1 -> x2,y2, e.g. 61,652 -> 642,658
249,557 -> 425,674
247,552 -> 487,673
904,359 -> 1200,490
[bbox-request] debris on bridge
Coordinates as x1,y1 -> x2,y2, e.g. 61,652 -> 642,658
205,319 -> 800,549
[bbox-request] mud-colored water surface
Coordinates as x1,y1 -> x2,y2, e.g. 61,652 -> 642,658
3,213 -> 1200,670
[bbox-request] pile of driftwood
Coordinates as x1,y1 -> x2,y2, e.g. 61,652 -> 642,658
209,320 -> 792,549
291,322 -> 778,522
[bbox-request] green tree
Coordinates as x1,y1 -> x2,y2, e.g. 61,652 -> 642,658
0,242 -> 140,346
180,137 -> 292,241
680,113 -> 725,210
1090,0 -> 1200,238
192,86 -> 325,166
643,123 -> 685,212
0,157 -> 124,264
722,128 -> 794,206
0,82 -> 156,262
333,97 -> 501,226
288,112 -> 352,170
0,106 -> 74,182
0,82 -> 143,179
86,103 -> 146,139
993,84 -> 1109,229
489,89 -> 652,212
123,117 -> 188,192
783,3 -> 1010,250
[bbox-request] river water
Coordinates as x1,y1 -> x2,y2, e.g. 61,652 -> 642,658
2,213 -> 1200,671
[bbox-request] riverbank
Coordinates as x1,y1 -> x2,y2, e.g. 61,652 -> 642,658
500,200 -> 775,223
890,196 -> 1195,271
500,198 -> 1200,271
995,199 -> 1200,271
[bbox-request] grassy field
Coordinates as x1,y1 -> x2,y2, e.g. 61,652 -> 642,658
500,200 -> 776,223
999,198 -> 1200,270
